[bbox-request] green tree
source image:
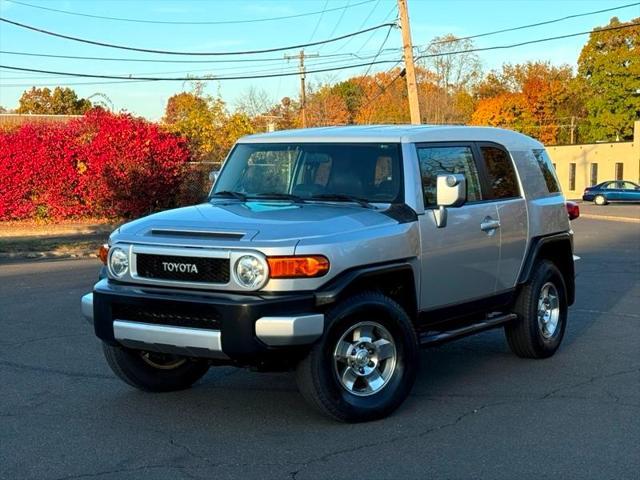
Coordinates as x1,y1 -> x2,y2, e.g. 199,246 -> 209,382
577,17 -> 640,141
17,87 -> 92,114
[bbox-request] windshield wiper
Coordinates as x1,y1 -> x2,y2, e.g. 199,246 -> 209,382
249,192 -> 306,203
309,193 -> 373,208
210,190 -> 247,201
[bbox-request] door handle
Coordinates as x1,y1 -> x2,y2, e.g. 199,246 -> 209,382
480,218 -> 500,232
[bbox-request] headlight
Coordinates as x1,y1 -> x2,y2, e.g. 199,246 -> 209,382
234,254 -> 268,289
109,247 -> 129,277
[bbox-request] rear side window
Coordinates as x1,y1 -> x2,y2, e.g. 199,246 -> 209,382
479,145 -> 519,199
532,149 -> 561,193
416,146 -> 482,207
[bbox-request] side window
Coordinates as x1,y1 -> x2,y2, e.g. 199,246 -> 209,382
479,145 -> 520,199
622,181 -> 638,190
605,182 -> 617,190
416,146 -> 482,207
532,149 -> 561,193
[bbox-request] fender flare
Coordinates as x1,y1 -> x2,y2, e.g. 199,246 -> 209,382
518,232 -> 575,305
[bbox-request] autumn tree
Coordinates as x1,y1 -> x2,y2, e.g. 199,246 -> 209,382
577,17 -> 640,142
264,97 -> 300,131
354,69 -> 411,124
471,62 -> 581,144
162,83 -> 254,164
305,84 -> 350,127
17,87 -> 92,115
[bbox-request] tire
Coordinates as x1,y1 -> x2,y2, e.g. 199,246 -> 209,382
594,195 -> 607,205
102,343 -> 210,392
295,291 -> 419,422
505,260 -> 568,359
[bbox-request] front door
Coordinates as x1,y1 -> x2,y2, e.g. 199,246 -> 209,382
416,144 -> 500,311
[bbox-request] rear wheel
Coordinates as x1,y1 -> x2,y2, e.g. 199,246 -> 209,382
296,292 -> 419,422
102,343 -> 210,392
505,260 -> 568,359
594,195 -> 607,205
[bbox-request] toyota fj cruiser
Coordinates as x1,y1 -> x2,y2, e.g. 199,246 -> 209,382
82,125 -> 577,422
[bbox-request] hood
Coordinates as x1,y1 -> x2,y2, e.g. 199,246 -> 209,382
112,200 -> 403,244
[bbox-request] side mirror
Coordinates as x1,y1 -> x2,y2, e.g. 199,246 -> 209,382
209,170 -> 220,184
433,174 -> 466,228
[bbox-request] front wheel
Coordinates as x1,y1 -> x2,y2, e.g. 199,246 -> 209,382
296,292 -> 419,422
102,343 -> 210,392
505,260 -> 568,359
594,195 -> 607,205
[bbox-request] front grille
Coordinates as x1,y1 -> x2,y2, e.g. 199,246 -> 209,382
112,303 -> 221,330
136,254 -> 229,283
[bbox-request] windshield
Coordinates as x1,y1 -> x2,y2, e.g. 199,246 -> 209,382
211,143 -> 403,203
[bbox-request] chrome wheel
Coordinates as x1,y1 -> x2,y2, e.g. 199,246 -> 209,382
594,195 -> 606,205
139,351 -> 187,370
333,321 -> 397,397
537,282 -> 560,339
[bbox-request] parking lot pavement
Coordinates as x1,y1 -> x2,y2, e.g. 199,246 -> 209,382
1,217 -> 639,480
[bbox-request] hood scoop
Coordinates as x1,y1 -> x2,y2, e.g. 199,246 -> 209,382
149,229 -> 245,241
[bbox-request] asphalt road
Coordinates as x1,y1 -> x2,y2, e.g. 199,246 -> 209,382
1,217 -> 639,480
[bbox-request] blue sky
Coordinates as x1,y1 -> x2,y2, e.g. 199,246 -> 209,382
0,0 -> 638,119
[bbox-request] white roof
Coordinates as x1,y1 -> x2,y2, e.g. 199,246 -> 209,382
239,125 -> 543,150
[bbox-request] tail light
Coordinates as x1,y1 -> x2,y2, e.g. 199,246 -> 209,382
566,201 -> 580,220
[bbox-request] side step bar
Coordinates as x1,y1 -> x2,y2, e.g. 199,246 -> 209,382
420,313 -> 517,347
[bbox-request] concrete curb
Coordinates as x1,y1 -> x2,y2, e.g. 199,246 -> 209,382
580,214 -> 640,223
0,251 -> 97,261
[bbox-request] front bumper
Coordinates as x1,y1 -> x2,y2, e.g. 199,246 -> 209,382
84,279 -> 324,364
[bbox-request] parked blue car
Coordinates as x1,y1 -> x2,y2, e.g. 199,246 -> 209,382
582,180 -> 640,205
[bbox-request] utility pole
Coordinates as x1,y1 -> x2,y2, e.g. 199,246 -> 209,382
285,50 -> 319,128
397,0 -> 421,124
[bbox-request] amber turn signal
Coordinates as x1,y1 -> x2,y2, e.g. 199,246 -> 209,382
267,255 -> 330,279
98,244 -> 109,265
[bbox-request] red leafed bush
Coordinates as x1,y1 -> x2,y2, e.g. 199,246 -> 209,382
0,109 -> 191,220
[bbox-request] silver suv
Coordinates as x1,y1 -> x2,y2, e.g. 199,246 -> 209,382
82,125 -> 577,422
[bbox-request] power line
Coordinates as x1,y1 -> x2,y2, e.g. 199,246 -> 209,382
2,22 -> 637,87
325,0 -> 352,42
362,68 -> 406,121
352,4 -> 399,56
327,0 -> 383,54
0,49 -> 396,64
308,0 -> 329,42
0,58 -> 402,82
3,0 -> 377,25
415,22 -> 640,61
426,1 -> 640,47
0,53 -> 401,80
0,17 -> 396,56
360,24 -> 395,79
